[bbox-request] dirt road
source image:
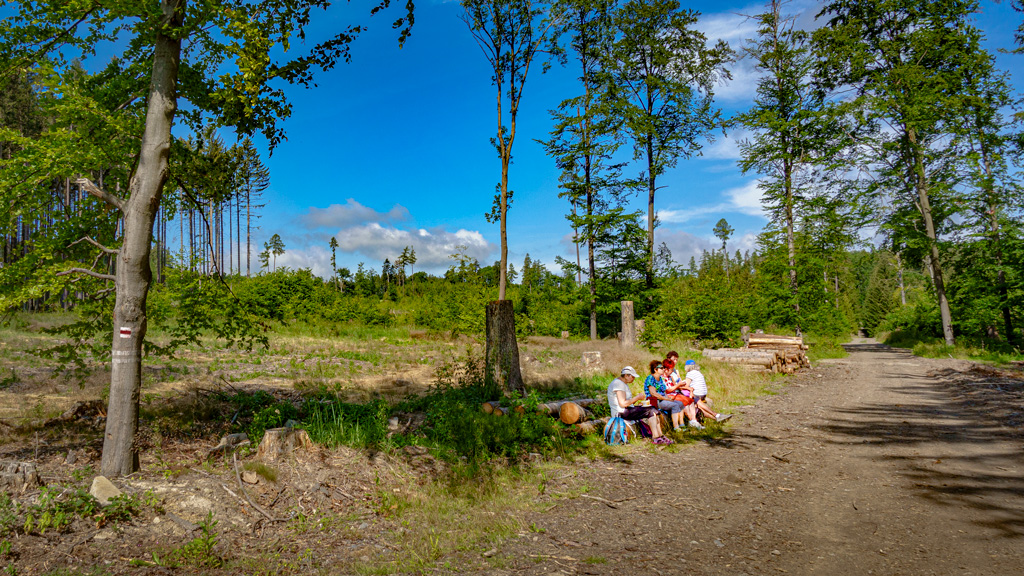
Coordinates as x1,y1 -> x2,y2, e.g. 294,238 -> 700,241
501,339 -> 1024,575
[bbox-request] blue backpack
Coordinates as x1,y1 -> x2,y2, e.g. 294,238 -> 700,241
604,416 -> 629,445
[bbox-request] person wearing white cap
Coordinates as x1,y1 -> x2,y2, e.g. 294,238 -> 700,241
607,366 -> 672,444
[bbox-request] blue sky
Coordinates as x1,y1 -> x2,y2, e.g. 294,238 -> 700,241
170,0 -> 1024,277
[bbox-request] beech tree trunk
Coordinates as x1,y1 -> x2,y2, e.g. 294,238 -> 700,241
485,300 -> 524,395
909,128 -> 954,347
101,0 -> 183,477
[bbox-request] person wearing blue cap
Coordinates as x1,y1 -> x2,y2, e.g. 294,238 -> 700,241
667,352 -> 732,423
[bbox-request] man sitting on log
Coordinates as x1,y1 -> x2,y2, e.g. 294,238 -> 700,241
669,354 -> 731,424
608,366 -> 672,445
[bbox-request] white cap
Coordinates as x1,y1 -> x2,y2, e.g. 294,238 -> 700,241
621,366 -> 639,377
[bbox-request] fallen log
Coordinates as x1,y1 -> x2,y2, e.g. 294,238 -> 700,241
574,416 -> 610,436
748,334 -> 803,346
536,398 -> 601,417
559,402 -> 595,425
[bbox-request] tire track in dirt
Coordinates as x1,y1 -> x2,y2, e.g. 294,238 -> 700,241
497,339 -> 1024,576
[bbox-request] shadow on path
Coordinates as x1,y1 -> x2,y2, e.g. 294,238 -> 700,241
817,344 -> 1024,538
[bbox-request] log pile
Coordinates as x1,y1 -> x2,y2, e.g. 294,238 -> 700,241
703,333 -> 810,374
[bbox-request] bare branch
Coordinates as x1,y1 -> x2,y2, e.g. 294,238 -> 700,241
56,268 -> 116,282
76,178 -> 125,212
68,236 -> 120,255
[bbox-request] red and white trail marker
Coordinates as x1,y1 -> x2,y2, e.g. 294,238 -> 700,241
119,327 -> 132,339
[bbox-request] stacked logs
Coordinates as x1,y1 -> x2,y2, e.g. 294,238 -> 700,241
702,333 -> 810,374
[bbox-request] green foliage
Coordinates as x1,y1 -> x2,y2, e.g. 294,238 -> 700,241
302,398 -> 391,449
9,487 -> 145,536
644,251 -> 755,344
135,512 -> 222,569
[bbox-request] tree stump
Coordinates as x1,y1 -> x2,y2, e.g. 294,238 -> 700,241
256,428 -> 313,461
485,300 -> 524,395
0,461 -> 40,492
620,301 -> 636,348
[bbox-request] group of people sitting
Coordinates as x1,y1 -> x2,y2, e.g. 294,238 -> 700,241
606,351 -> 732,445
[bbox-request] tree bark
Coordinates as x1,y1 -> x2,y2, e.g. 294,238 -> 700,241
908,128 -> 954,346
485,300 -> 524,395
620,300 -> 636,348
101,0 -> 183,478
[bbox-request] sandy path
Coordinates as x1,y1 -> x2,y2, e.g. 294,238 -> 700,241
499,339 -> 1024,575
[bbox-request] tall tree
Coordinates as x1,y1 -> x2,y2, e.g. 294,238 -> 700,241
267,233 -> 285,272
956,56 -> 1021,344
236,138 -> 270,278
736,0 -> 838,322
607,0 -> 731,287
462,0 -> 562,301
542,0 -> 621,340
813,0 -> 990,346
0,0 -> 412,476
713,218 -> 733,253
461,0 -> 562,393
329,236 -> 339,290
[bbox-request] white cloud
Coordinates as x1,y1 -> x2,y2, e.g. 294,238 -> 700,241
701,128 -> 752,161
724,180 -> 765,216
268,224 -> 496,277
659,179 -> 766,222
655,229 -> 717,266
275,244 -> 333,278
699,0 -> 827,103
332,223 -> 495,272
300,199 -> 410,229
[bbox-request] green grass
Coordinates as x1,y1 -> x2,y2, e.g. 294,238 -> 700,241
804,334 -> 849,362
885,330 -> 1024,365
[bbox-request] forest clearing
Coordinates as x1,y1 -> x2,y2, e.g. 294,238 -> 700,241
2,0 -> 1024,574
1,320 -> 1024,575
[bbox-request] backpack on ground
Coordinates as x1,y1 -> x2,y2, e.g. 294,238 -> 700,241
604,416 -> 629,445
636,420 -> 652,438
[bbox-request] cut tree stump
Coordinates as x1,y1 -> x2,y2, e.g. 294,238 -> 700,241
485,300 -> 524,395
0,460 -> 40,492
620,301 -> 636,348
256,428 -> 313,461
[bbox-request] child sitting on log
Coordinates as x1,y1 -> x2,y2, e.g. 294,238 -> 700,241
607,366 -> 672,445
672,355 -> 732,423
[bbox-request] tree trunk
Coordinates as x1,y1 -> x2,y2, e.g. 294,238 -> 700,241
485,300 -> 524,395
785,159 -> 798,317
895,251 -> 906,306
646,134 -> 656,289
908,128 -> 954,346
620,301 -> 636,348
101,0 -> 183,478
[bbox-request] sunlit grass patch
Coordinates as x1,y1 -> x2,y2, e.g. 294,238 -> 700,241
804,334 -> 848,362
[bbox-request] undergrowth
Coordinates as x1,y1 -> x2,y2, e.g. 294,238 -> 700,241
884,330 -> 1024,365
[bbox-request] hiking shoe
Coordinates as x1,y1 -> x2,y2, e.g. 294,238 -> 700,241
715,413 -> 733,423
688,420 -> 705,430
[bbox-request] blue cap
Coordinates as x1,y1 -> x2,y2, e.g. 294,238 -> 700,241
685,360 -> 696,367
